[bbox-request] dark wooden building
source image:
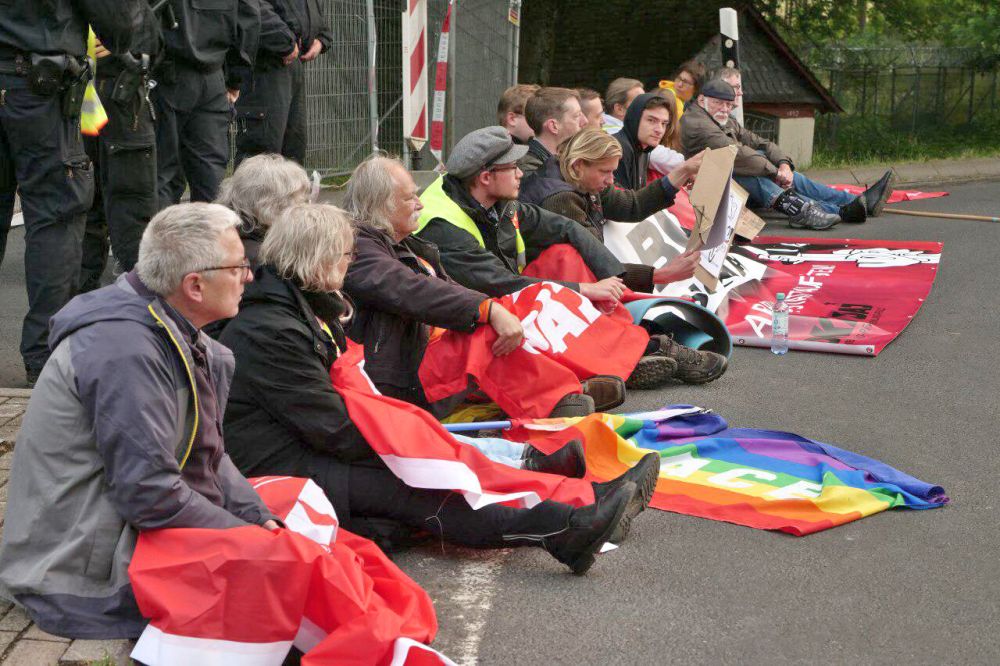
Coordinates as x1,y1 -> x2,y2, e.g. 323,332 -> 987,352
518,1 -> 841,165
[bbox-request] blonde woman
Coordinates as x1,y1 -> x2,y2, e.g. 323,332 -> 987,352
521,128 -> 702,292
523,129 -> 727,384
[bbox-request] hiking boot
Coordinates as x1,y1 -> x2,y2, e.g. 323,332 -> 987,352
581,375 -> 626,412
543,481 -> 636,575
625,354 -> 678,390
592,452 -> 661,544
548,393 -> 595,418
838,196 -> 868,224
862,169 -> 895,217
654,334 -> 728,384
523,439 -> 587,478
788,201 -> 841,230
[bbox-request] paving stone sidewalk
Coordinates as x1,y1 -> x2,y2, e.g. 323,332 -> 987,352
0,389 -> 134,666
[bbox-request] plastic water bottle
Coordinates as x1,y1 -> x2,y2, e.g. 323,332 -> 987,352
771,292 -> 789,355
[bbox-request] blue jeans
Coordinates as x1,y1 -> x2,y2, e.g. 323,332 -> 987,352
735,171 -> 856,215
454,434 -> 526,468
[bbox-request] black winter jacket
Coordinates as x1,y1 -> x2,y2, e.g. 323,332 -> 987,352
416,175 -> 626,298
221,264 -> 376,518
343,226 -> 486,404
613,92 -> 661,189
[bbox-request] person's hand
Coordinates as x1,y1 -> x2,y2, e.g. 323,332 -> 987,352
93,37 -> 111,59
283,42 -> 300,66
262,519 -> 280,531
579,276 -> 625,303
652,248 -> 700,284
488,303 -> 524,356
667,150 -> 704,189
226,88 -> 240,105
776,163 -> 794,189
300,40 -> 323,62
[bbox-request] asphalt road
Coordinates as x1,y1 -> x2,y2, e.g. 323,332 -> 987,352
1,180 -> 998,663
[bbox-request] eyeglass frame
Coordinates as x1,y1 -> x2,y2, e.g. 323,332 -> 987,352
197,261 -> 253,279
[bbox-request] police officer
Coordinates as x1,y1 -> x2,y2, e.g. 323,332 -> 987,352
81,11 -> 162,283
152,0 -> 261,208
234,0 -> 332,166
0,0 -> 141,385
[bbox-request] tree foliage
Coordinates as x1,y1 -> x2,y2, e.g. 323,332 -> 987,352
757,0 -> 1000,66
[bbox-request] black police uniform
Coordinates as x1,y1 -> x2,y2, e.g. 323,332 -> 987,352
80,6 -> 163,291
234,0 -> 332,166
152,0 -> 260,208
0,0 -> 141,380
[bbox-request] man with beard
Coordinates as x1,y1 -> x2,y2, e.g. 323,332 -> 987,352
681,79 -> 893,231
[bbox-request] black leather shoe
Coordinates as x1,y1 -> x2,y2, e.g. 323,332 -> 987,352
592,452 -> 661,543
544,481 -> 636,575
862,169 -> 895,217
839,196 -> 868,224
523,439 -> 587,478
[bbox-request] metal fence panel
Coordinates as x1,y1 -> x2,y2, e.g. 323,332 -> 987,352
304,0 -> 516,175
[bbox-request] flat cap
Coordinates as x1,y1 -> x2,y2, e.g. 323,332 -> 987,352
701,79 -> 736,101
445,126 -> 528,179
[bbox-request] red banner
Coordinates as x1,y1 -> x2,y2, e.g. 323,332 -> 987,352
418,280 -> 648,416
723,236 -> 942,355
603,205 -> 942,355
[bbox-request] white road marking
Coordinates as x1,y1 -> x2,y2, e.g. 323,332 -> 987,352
447,552 -> 507,666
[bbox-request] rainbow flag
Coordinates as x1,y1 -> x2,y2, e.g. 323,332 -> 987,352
511,406 -> 948,536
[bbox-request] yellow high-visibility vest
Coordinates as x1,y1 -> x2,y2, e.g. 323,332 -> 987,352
416,176 -> 527,272
81,28 -> 108,136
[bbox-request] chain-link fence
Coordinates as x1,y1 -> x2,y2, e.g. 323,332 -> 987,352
304,0 -> 518,176
801,47 -> 1000,148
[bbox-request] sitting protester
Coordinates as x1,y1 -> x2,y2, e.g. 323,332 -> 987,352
416,126 -> 625,304
416,126 -> 719,389
612,92 -> 676,189
648,88 -> 686,176
0,203 -> 279,639
577,87 -> 605,129
522,129 -> 699,291
517,87 -> 585,176
658,59 -> 706,113
681,79 -> 893,230
221,202 -> 656,573
601,77 -> 644,134
497,83 -> 540,144
342,154 -> 626,418
524,130 -> 726,385
215,153 -> 314,265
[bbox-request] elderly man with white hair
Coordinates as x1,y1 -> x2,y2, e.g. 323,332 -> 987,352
0,203 -> 279,639
342,154 -> 629,427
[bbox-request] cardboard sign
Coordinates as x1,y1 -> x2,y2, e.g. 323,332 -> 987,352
685,145 -> 748,291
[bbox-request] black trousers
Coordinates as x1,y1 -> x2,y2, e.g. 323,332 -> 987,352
0,72 -> 91,372
152,65 -> 230,207
79,133 -> 109,293
265,451 -> 575,549
94,73 -> 157,271
234,58 -> 307,167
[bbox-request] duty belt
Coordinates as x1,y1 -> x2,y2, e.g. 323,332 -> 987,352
0,56 -> 30,77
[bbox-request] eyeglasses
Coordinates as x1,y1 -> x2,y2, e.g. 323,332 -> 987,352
340,250 -> 357,262
199,261 -> 252,279
489,164 -> 520,173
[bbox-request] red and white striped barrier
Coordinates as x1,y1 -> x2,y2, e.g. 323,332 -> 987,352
402,0 -> 428,152
429,0 -> 454,169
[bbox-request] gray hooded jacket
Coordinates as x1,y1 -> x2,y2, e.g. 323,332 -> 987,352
0,274 -> 276,639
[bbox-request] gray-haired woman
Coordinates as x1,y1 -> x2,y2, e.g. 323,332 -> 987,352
221,202 -> 649,573
215,153 -> 313,265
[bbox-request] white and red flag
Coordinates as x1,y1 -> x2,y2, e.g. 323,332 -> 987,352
129,477 -> 453,665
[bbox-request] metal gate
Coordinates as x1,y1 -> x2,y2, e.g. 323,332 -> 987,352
304,0 -> 519,175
